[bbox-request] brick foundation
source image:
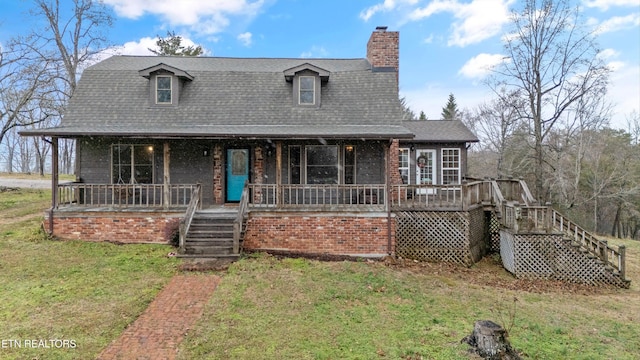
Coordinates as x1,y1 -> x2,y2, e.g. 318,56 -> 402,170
243,212 -> 395,257
47,211 -> 181,244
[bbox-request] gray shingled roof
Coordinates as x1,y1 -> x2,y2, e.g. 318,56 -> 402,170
23,55 -> 413,139
401,120 -> 479,143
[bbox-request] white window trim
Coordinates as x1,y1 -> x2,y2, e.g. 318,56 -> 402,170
415,149 -> 436,195
298,76 -> 315,105
156,75 -> 172,104
441,148 -> 461,185
399,147 -> 410,184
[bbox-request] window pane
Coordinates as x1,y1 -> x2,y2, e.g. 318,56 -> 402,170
306,145 -> 338,184
299,76 -> 314,104
307,146 -> 337,166
157,77 -> 171,103
307,166 -> 338,184
344,145 -> 355,184
112,144 -> 154,184
289,146 -> 301,184
300,77 -> 314,90
112,145 -> 131,183
399,148 -> 409,184
300,90 -> 314,104
157,90 -> 171,103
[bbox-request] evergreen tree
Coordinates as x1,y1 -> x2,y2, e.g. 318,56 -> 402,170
400,96 -> 416,120
441,93 -> 459,120
149,31 -> 204,56
419,111 -> 427,120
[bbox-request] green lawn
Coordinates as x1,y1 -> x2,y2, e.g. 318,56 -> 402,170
178,245 -> 640,359
0,189 -> 179,360
1,189 -> 639,359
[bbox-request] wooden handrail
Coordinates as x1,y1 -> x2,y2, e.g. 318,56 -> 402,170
550,208 -> 625,279
233,181 -> 250,254
179,184 -> 201,253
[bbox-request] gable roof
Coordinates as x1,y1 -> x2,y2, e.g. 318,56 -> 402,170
23,55 -> 413,139
283,63 -> 330,82
401,120 -> 479,143
138,63 -> 194,80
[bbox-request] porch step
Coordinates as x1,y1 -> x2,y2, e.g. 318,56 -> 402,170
181,210 -> 241,258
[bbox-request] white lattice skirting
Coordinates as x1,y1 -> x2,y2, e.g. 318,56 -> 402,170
500,230 -> 627,287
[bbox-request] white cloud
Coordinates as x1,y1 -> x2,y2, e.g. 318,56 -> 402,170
458,53 -> 506,79
237,32 -> 253,46
103,0 -> 265,35
102,35 -> 208,56
300,46 -> 329,58
584,0 -> 640,11
114,37 -> 158,55
594,13 -> 640,34
598,48 -> 620,60
607,62 -> 640,129
407,0 -> 514,47
360,0 -> 419,21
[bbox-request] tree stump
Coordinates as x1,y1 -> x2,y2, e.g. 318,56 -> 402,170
462,320 -> 520,360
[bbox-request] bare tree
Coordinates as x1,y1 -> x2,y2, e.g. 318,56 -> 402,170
1,41 -> 55,151
491,0 -> 610,201
8,0 -> 114,174
468,89 -> 525,177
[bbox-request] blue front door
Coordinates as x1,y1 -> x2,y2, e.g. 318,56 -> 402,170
226,149 -> 249,202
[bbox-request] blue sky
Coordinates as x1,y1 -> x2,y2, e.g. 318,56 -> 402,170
1,0 -> 638,128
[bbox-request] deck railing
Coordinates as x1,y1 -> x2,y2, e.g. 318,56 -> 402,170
56,183 -> 200,208
499,201 -> 626,280
233,181 -> 250,254
550,208 -> 626,279
390,180 -> 490,210
179,184 -> 202,252
248,184 -> 387,210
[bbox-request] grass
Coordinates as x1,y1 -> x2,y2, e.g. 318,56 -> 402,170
177,243 -> 640,359
0,189 -> 178,360
1,188 -> 639,359
0,172 -> 75,181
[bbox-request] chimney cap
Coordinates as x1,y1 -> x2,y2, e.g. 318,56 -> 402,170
375,26 -> 388,31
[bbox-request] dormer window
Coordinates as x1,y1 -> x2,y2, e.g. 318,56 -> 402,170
284,63 -> 330,108
299,76 -> 315,105
156,76 -> 172,104
139,63 -> 193,107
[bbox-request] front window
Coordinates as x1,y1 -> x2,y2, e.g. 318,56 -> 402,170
441,148 -> 461,185
399,148 -> 410,184
112,144 -> 154,184
289,146 -> 301,184
344,145 -> 356,184
299,76 -> 315,105
306,145 -> 338,184
156,76 -> 172,104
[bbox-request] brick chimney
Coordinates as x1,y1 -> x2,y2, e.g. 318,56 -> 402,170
366,26 -> 399,84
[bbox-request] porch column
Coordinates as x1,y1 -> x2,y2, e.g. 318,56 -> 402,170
275,141 -> 282,205
163,142 -> 170,209
49,137 -> 59,234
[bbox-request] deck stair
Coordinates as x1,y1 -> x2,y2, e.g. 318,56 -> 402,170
178,210 -> 241,259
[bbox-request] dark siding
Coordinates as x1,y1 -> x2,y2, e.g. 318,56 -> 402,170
78,138 -> 215,205
169,140 -> 214,205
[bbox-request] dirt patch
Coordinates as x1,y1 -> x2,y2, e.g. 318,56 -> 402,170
383,255 -> 621,295
243,250 -> 620,295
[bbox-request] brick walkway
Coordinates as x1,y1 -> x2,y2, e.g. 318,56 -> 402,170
97,274 -> 220,360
